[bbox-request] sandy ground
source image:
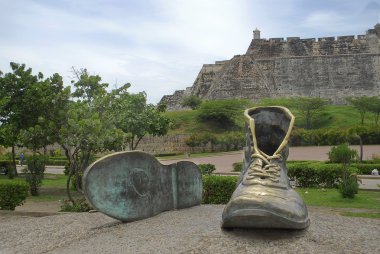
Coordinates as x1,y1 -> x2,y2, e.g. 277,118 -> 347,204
1,205 -> 379,254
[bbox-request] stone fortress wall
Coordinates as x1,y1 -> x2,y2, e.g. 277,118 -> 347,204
160,24 -> 380,110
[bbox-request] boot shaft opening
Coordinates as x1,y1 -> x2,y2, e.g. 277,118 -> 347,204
246,107 -> 292,156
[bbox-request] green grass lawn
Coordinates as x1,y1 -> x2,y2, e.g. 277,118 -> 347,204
164,104 -> 375,135
2,174 -> 380,219
296,188 -> 380,209
0,174 -> 77,202
321,105 -> 360,128
157,151 -> 240,160
42,174 -> 67,188
339,212 -> 380,218
164,109 -> 245,135
0,174 -> 67,188
28,174 -> 69,202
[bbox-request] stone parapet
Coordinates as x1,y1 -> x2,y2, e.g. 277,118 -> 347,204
160,24 -> 380,111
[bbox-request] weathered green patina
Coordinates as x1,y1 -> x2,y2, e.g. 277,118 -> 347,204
83,151 -> 202,222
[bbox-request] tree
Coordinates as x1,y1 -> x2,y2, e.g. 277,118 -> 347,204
20,73 -> 71,153
1,63 -> 70,192
346,96 -> 373,125
0,124 -> 19,177
184,133 -> 203,153
292,97 -> 328,129
58,101 -> 121,203
367,96 -> 380,125
347,129 -> 362,161
0,63 -> 42,176
261,97 -> 328,129
217,131 -> 245,151
57,69 -> 119,204
181,95 -> 202,110
197,99 -> 249,127
110,84 -> 171,150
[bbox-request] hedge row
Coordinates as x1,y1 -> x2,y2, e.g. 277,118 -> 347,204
291,126 -> 380,146
287,162 -> 358,188
0,159 -> 68,167
0,161 -> 13,174
288,162 -> 380,187
230,161 -> 379,188
351,163 -> 380,175
45,160 -> 67,166
202,175 -> 238,204
0,181 -> 29,210
47,156 -> 67,161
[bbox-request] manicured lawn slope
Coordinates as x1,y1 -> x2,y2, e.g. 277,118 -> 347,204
164,105 -> 371,135
296,188 -> 380,209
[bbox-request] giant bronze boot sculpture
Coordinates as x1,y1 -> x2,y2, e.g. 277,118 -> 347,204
222,106 -> 310,229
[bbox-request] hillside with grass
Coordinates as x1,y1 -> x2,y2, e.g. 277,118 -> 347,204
163,98 -> 380,148
165,104 -> 370,135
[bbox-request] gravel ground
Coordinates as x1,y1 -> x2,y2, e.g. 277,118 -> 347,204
1,205 -> 379,254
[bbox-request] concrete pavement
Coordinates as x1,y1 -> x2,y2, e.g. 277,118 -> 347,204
1,205 -> 380,253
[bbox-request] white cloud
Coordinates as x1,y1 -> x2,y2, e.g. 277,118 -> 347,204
301,11 -> 346,33
1,0 -> 380,103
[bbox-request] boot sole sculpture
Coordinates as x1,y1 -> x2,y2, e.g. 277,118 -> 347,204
222,106 -> 310,229
83,151 -> 202,222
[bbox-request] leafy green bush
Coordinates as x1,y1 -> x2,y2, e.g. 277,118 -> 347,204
232,162 -> 243,172
181,95 -> 202,110
0,181 -> 29,210
198,164 -> 216,175
197,99 -> 249,127
328,144 -> 358,164
202,175 -> 238,204
290,126 -> 380,146
48,156 -> 67,161
45,160 -> 68,166
71,172 -> 83,190
0,160 -> 13,176
339,173 -> 359,198
60,198 -> 92,212
185,133 -> 209,151
231,160 -> 374,187
154,152 -> 179,157
24,155 -> 46,196
351,163 -> 380,175
356,125 -> 380,144
287,161 -> 358,187
217,131 -> 245,151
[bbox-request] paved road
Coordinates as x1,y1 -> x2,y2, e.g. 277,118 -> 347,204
18,145 -> 379,175
16,165 -> 65,175
161,145 -> 380,173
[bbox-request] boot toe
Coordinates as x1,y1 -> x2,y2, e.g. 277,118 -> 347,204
222,185 -> 309,229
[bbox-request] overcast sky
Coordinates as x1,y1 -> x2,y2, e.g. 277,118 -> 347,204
1,0 -> 380,104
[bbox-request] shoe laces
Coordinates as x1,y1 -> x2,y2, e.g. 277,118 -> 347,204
246,153 -> 282,183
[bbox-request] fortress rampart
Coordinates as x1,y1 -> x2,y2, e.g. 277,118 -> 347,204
159,24 -> 380,110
